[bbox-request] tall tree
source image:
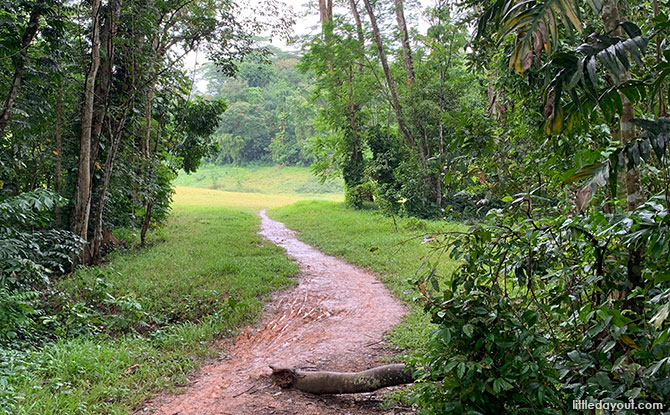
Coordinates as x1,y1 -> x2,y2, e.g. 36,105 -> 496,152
72,0 -> 102,253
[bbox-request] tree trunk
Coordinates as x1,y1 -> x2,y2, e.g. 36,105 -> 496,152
318,0 -> 333,31
360,0 -> 420,158
348,0 -> 365,73
54,77 -> 64,227
346,65 -> 363,189
72,0 -> 103,257
393,0 -> 415,84
653,0 -> 667,117
602,0 -> 645,295
601,0 -> 643,211
91,0 -> 118,166
139,78 -> 157,246
89,0 -> 124,264
90,113 -> 126,263
0,4 -> 42,137
271,364 -> 412,395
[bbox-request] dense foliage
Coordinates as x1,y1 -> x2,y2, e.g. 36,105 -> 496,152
203,52 -> 318,165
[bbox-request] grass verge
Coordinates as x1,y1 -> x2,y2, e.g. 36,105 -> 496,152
3,198 -> 298,415
268,200 -> 466,352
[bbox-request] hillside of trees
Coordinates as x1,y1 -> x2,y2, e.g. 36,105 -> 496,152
202,52 -> 318,166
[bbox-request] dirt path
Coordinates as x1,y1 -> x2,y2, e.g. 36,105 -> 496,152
140,210 -> 409,415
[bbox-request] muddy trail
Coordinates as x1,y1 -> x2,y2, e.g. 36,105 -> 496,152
140,210 -> 410,415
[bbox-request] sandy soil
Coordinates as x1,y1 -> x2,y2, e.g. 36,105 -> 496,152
138,210 -> 411,415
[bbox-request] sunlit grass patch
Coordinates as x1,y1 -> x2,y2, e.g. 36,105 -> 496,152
173,164 -> 343,197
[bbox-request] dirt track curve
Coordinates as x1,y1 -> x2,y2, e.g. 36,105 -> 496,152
140,210 -> 410,415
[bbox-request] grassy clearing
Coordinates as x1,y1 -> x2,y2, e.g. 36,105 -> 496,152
174,164 -> 343,197
269,200 -> 466,352
5,189 -> 299,415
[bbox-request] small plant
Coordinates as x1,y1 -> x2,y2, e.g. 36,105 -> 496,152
345,182 -> 375,208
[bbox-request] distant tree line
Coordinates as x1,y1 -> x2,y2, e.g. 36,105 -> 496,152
202,51 -> 318,166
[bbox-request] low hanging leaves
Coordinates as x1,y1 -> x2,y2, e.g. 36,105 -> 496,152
562,118 -> 670,199
476,0 -> 588,74
543,22 -> 649,134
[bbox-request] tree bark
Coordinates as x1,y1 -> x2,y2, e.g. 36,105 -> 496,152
601,0 -> 643,211
653,0 -> 667,117
393,0 -> 415,84
346,65 -> 363,188
602,0 -> 645,297
91,0 -> 119,167
348,0 -> 365,74
90,110 -> 127,263
54,77 -> 64,227
0,3 -> 42,137
271,364 -> 412,395
72,0 -> 103,255
90,0 -> 123,264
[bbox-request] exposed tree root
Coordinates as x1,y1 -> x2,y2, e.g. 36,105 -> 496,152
270,364 -> 413,395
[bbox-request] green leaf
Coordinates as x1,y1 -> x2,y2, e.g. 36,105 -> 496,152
463,324 -> 474,337
650,302 -> 669,330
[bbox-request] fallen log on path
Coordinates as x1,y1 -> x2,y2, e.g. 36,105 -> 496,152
270,363 -> 413,395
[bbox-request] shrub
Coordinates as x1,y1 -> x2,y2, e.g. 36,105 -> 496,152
345,182 -> 375,209
412,196 -> 670,414
0,190 -> 83,290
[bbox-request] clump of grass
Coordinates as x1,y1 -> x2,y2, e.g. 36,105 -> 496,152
268,200 -> 465,351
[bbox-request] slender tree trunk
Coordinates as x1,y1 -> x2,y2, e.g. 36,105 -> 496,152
601,0 -> 643,211
90,114 -> 126,263
139,78 -> 157,247
360,0 -> 420,157
0,4 -> 42,137
602,0 -> 645,294
89,0 -> 122,264
143,82 -> 156,159
54,78 -> 64,226
346,65 -> 363,187
72,0 -> 103,258
393,0 -> 415,84
91,1 -> 118,166
653,0 -> 667,117
348,0 -> 365,73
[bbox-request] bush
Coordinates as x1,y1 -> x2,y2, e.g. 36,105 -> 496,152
0,289 -> 41,346
0,190 -> 83,290
412,291 -> 560,414
412,196 -> 670,414
345,182 -> 375,209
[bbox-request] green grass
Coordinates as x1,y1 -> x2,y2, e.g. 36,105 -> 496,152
174,164 -> 343,197
268,201 -> 467,352
5,194 -> 299,415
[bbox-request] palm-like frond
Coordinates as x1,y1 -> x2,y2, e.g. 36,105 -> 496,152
543,22 -> 649,134
477,0 -> 594,73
